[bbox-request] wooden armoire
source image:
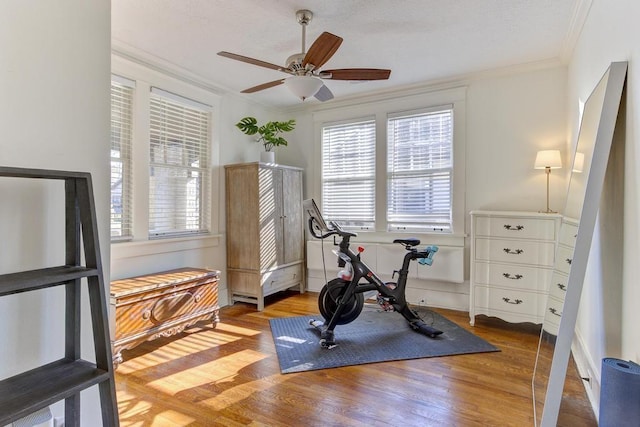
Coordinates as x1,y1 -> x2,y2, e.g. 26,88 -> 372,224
225,162 -> 305,310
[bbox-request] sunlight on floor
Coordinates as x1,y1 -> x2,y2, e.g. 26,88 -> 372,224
118,389 -> 197,426
213,322 -> 262,336
147,349 -> 269,395
200,372 -> 288,411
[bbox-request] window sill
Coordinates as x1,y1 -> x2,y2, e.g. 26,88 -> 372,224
333,231 -> 466,247
111,233 -> 223,260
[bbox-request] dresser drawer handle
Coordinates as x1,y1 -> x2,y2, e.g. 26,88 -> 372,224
557,283 -> 566,292
141,309 -> 151,320
502,297 -> 523,305
549,307 -> 562,317
503,248 -> 524,255
502,273 -> 523,280
503,224 -> 524,231
566,258 -> 572,265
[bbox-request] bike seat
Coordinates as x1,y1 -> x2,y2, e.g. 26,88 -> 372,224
393,238 -> 420,247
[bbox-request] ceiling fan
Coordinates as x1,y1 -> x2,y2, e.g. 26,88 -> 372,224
217,9 -> 391,102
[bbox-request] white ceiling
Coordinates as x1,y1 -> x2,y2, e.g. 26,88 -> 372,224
111,0 -> 583,108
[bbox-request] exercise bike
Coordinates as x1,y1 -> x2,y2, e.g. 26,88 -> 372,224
304,199 -> 443,349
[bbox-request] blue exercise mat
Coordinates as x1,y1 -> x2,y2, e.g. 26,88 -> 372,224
269,305 -> 499,374
599,358 -> 640,427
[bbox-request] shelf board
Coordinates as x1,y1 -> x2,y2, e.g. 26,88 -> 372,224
0,358 -> 110,425
0,266 -> 98,296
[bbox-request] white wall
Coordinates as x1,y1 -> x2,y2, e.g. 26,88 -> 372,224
291,65 -> 568,302
566,0 -> 640,401
0,0 -> 110,422
466,66 -> 568,215
108,53 -> 280,310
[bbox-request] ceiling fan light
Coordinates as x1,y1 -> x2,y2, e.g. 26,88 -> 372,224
284,76 -> 323,100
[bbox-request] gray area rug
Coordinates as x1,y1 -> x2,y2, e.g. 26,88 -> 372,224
269,305 -> 500,373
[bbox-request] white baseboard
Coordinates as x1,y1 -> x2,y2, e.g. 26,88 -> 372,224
307,272 -> 469,312
571,329 -> 600,420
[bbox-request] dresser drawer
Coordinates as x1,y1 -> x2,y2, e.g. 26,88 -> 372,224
548,270 -> 568,300
555,244 -> 574,275
542,295 -> 564,335
262,263 -> 303,296
474,237 -> 556,267
473,261 -> 551,292
558,220 -> 578,247
474,216 -> 558,240
474,286 -> 544,317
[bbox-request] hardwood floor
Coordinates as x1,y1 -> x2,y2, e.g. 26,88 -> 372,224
115,291 -> 596,426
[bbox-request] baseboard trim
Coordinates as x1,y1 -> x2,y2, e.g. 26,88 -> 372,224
571,329 -> 600,420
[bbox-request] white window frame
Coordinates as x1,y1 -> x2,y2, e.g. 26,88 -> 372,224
110,75 -> 135,241
313,87 -> 466,240
110,54 -> 221,246
387,106 -> 454,232
320,117 -> 377,230
148,87 -> 212,239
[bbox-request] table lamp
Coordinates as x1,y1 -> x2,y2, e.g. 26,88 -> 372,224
534,150 -> 562,213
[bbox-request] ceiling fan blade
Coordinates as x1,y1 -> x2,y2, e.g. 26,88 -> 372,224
302,32 -> 343,69
241,79 -> 285,93
322,68 -> 391,80
314,84 -> 334,102
218,51 -> 286,73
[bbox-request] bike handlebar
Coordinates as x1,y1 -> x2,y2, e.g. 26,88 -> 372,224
308,216 -> 438,265
308,217 -> 357,240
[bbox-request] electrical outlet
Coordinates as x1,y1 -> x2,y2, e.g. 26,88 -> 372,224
581,366 -> 594,389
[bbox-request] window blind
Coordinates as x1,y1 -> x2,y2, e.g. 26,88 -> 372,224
321,119 -> 376,229
387,107 -> 453,232
110,78 -> 134,240
149,89 -> 211,238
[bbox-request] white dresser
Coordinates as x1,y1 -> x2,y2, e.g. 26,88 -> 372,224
542,217 -> 578,334
470,211 -> 561,325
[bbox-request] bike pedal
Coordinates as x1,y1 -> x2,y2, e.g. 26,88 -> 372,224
320,339 -> 338,349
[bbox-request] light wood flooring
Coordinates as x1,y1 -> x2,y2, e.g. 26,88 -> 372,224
115,291 -> 596,426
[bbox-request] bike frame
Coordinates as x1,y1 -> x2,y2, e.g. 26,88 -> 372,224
309,216 -> 441,346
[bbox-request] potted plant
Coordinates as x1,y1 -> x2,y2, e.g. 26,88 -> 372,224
235,116 -> 296,163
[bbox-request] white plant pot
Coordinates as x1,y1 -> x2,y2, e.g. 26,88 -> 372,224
260,151 -> 275,164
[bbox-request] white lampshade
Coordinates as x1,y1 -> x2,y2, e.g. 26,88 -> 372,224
534,150 -> 562,169
284,76 -> 323,100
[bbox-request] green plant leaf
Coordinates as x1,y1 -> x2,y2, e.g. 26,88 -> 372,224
235,117 -> 259,135
235,117 -> 295,149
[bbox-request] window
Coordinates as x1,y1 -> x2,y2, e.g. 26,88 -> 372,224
148,88 -> 211,238
110,76 -> 134,240
321,119 -> 376,229
317,88 -> 464,235
387,107 -> 453,232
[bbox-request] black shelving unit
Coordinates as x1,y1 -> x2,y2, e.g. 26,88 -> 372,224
0,167 -> 118,426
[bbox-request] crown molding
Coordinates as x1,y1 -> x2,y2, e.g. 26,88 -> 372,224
560,0 -> 593,62
285,57 -> 565,115
111,39 -> 226,96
